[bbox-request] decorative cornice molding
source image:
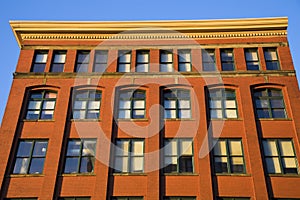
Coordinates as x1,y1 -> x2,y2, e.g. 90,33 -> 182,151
10,17 -> 288,48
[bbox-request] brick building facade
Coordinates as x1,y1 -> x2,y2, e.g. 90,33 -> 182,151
0,17 -> 300,200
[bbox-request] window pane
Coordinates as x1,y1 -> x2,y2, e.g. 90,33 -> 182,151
26,110 -> 40,119
178,100 -> 190,109
179,110 -> 191,118
179,156 -> 193,172
279,140 -> 294,156
203,63 -> 216,71
115,157 -> 128,172
272,109 -> 286,118
214,141 -> 227,155
231,157 -> 244,173
222,63 -> 234,71
164,100 -> 176,109
131,157 -> 143,172
132,110 -> 145,118
119,110 -> 131,119
82,140 -> 96,156
211,110 -> 222,119
40,110 -> 54,119
88,101 -> 100,109
263,140 -> 278,156
64,157 -> 79,173
73,111 -> 86,119
74,101 -> 87,109
132,141 -> 144,156
29,158 -> 45,174
255,99 -> 269,108
225,100 -> 236,108
225,109 -> 237,118
118,64 -> 130,72
229,141 -> 242,155
17,141 -> 33,157
214,157 -> 228,173
86,110 -> 99,119
137,51 -> 149,62
67,141 -> 81,156
43,101 -> 55,109
28,101 -> 42,109
180,141 -> 193,155
165,140 -> 177,156
54,53 -> 66,63
221,51 -> 233,61
270,99 -> 284,108
35,53 -> 48,63
94,63 -> 107,72
136,64 -> 149,72
266,157 -> 281,173
77,52 -> 90,63
210,100 -> 222,108
13,158 -> 29,174
119,100 -> 131,109
80,157 -> 94,173
133,100 -> 145,109
178,50 -> 191,62
33,141 -> 48,157
116,141 -> 129,156
95,51 -> 108,63
282,157 -> 297,168
179,63 -> 191,72
257,109 -> 270,118
160,64 -> 173,72
119,52 -> 131,62
165,110 -> 176,119
32,64 -> 46,72
245,50 -> 258,61
161,51 -> 173,62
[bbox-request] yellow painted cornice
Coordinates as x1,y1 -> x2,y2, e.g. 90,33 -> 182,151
10,17 -> 288,48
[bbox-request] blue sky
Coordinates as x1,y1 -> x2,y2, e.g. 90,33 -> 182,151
0,0 -> 299,125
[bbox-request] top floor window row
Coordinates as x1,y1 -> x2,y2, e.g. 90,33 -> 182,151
30,47 -> 282,73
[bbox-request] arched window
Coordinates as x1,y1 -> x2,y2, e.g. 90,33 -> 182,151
25,90 -> 57,120
253,88 -> 286,118
118,90 -> 146,119
163,89 -> 191,119
72,90 -> 102,119
208,88 -> 238,119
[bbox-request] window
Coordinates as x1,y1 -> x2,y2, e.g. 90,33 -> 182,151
64,139 -> 96,174
93,50 -> 108,72
50,50 -> 66,72
164,197 -> 196,200
75,50 -> 90,72
245,48 -> 259,70
264,47 -> 280,70
208,89 -> 238,119
262,139 -> 298,174
114,139 -> 144,173
118,90 -> 146,119
213,139 -> 246,174
25,90 -> 57,120
58,198 -> 90,200
13,140 -> 48,174
253,88 -> 286,118
163,89 -> 191,119
31,50 -> 48,72
160,50 -> 173,72
72,90 -> 102,119
164,138 -> 194,173
136,50 -> 149,72
112,197 -> 143,200
178,49 -> 191,72
118,50 -> 131,72
217,198 -> 250,200
202,49 -> 216,71
221,49 -> 235,71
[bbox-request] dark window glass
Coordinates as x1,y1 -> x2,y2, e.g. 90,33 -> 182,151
31,50 -> 48,72
93,50 -> 108,72
202,49 -> 216,71
164,139 -> 193,173
13,140 -> 48,174
213,139 -> 246,174
118,90 -> 145,119
264,47 -> 280,70
117,50 -> 131,72
51,50 -> 66,72
178,49 -> 191,72
64,139 -> 96,174
75,50 -> 90,72
25,90 -> 57,120
114,139 -> 144,173
263,139 -> 298,174
245,48 -> 260,70
164,89 -> 191,119
160,50 -> 173,72
208,89 -> 238,119
72,90 -> 102,119
253,88 -> 286,118
136,50 -> 149,72
221,49 -> 235,71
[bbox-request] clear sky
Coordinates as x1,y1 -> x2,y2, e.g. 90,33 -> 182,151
0,0 -> 299,125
